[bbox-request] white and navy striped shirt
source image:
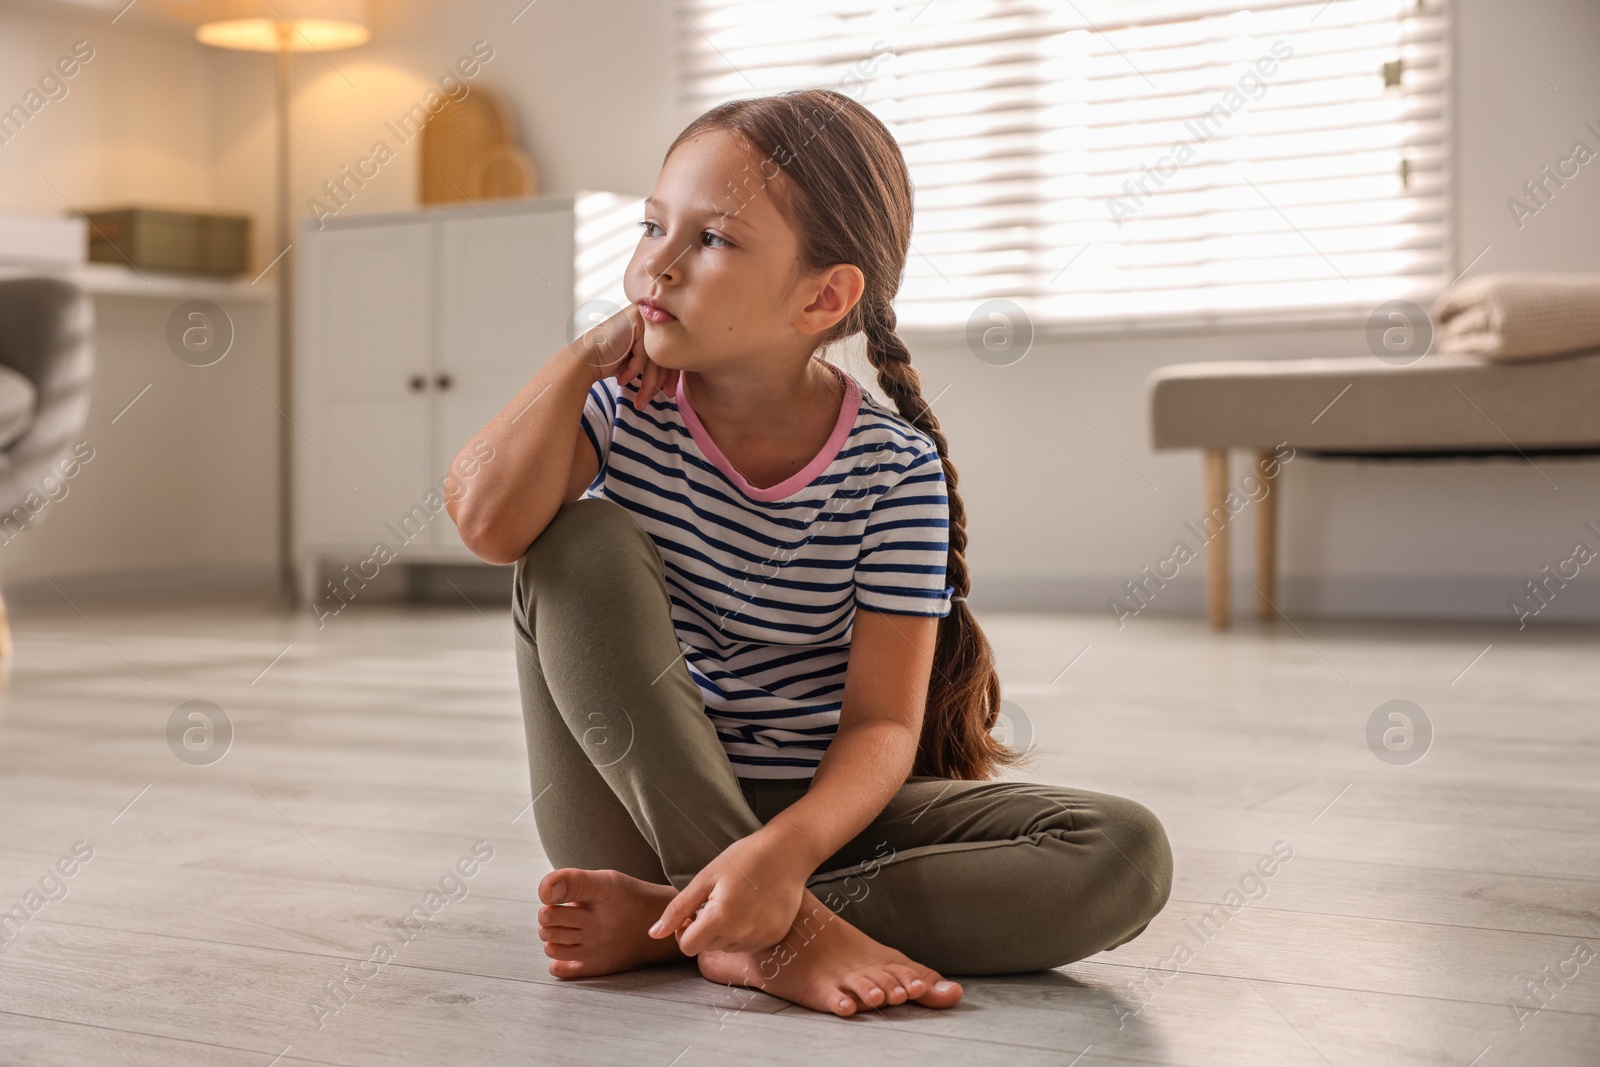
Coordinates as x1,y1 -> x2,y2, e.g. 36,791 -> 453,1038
579,358 -> 953,779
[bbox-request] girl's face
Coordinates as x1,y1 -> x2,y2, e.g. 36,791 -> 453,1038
623,129 -> 854,370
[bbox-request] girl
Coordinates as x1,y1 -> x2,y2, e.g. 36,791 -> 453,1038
447,89 -> 1172,1018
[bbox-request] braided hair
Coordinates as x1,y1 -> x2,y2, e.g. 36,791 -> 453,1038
667,88 -> 1027,779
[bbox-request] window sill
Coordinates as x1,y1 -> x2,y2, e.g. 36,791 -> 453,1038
896,296 -> 1447,345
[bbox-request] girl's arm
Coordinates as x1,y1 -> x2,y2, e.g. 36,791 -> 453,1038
447,305 -> 663,564
649,608 -> 938,955
760,608 -> 938,869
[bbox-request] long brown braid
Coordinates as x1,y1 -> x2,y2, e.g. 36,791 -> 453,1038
668,88 -> 1030,779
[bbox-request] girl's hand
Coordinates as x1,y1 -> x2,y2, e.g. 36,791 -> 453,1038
571,303 -> 679,411
647,828 -> 811,956
570,302 -> 640,380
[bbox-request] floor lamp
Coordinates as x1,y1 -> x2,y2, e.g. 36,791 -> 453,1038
195,1 -> 371,609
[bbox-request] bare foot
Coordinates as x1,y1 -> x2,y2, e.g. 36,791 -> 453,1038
696,887 -> 963,1017
537,868 -> 691,978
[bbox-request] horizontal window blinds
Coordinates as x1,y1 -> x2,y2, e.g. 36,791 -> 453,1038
680,0 -> 1451,331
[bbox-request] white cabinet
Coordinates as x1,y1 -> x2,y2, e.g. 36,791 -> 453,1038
294,192 -> 640,606
433,207 -> 572,533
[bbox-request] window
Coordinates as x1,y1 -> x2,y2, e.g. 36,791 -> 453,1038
679,0 -> 1451,332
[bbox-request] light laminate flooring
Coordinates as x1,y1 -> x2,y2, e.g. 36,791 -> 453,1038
0,598 -> 1596,1066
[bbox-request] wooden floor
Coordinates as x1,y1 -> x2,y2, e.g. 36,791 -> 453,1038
0,598 -> 1596,1066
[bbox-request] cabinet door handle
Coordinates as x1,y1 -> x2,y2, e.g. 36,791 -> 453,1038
435,373 -> 454,391
408,374 -> 426,392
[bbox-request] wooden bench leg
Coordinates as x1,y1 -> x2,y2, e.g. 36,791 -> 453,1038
1255,449 -> 1278,621
1204,449 -> 1229,629
0,578 -> 11,662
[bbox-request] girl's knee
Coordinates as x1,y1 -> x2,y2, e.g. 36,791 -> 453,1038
516,498 -> 639,578
513,498 -> 648,621
1029,793 -> 1172,967
1092,794 -> 1173,924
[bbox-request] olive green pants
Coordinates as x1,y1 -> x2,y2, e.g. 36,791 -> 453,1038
511,497 -> 1172,976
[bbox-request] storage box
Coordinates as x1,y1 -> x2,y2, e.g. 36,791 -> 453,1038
85,208 -> 251,276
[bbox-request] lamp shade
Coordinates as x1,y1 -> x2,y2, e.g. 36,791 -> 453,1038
196,0 -> 369,52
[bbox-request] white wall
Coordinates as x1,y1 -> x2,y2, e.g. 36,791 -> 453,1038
0,2 -> 213,214
208,0 -> 683,267
945,0 -> 1600,624
1,0 -> 1597,624
0,1 -> 280,600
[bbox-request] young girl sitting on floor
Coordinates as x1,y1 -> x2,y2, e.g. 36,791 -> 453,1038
447,88 -> 1172,1018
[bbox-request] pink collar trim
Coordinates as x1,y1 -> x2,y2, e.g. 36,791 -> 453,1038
676,360 -> 861,503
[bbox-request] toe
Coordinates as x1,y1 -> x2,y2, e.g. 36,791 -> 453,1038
885,963 -> 926,998
825,984 -> 859,1017
538,925 -> 583,945
911,971 -> 963,1008
542,941 -> 586,961
541,867 -> 623,907
548,959 -> 586,980
539,903 -> 584,927
841,973 -> 886,1009
867,968 -> 908,1005
539,868 -> 581,905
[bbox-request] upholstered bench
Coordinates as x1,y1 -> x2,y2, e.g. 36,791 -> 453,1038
1146,350 -> 1600,627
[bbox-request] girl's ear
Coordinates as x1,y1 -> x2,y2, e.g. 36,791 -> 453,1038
795,264 -> 865,338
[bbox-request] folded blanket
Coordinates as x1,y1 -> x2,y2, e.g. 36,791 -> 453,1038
1431,272 -> 1600,362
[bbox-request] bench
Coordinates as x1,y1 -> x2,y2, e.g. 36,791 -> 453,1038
1146,350 -> 1600,627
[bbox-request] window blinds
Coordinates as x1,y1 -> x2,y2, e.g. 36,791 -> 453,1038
679,0 -> 1451,332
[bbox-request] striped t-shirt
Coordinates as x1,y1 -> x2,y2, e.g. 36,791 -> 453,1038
578,357 -> 953,779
